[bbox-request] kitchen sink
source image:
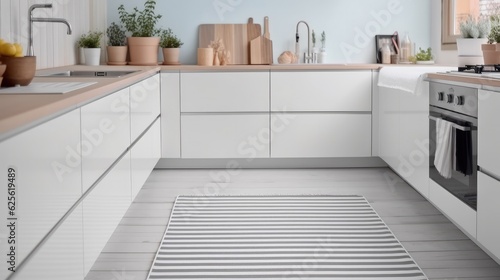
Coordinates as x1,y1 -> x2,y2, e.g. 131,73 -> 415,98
37,70 -> 139,78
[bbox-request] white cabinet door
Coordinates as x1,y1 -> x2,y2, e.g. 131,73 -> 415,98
0,109 -> 81,266
81,88 -> 130,192
429,179 -> 477,238
181,114 -> 270,159
478,90 -> 500,177
83,151 -> 131,275
161,71 -> 181,158
130,74 -> 161,142
398,82 -> 430,198
271,71 -> 372,112
181,72 -> 269,112
378,87 -> 400,170
478,171 -> 500,260
131,119 -> 161,200
271,113 -> 372,158
8,205 -> 84,280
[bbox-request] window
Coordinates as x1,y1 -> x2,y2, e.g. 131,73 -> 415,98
442,0 -> 500,49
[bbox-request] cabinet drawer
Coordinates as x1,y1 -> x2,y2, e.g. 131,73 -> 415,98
81,88 -> 130,192
181,114 -> 269,158
83,151 -> 131,274
478,171 -> 500,260
131,119 -> 161,200
271,71 -> 372,111
478,90 -> 500,177
181,72 -> 269,112
0,109 -> 82,265
271,113 -> 372,158
131,74 -> 161,142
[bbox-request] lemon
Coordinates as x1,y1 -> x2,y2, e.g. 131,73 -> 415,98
14,43 -> 23,56
0,43 -> 17,57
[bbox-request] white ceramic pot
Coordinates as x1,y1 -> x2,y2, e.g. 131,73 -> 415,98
83,48 -> 101,66
456,38 -> 488,56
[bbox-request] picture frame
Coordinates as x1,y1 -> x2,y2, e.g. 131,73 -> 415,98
375,34 -> 399,63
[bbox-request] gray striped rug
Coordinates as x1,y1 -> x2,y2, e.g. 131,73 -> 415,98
147,196 -> 427,280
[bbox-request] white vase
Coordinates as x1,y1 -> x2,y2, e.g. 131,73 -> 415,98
83,48 -> 101,66
79,47 -> 85,65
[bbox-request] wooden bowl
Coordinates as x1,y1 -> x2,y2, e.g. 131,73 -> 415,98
0,63 -> 6,77
1,56 -> 36,87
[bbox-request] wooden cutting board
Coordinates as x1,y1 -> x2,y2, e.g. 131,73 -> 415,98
250,17 -> 273,65
198,19 -> 261,65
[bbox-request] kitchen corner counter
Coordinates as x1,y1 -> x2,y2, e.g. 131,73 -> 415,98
0,65 -> 160,142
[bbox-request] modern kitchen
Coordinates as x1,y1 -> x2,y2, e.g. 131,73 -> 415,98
1,0 -> 500,279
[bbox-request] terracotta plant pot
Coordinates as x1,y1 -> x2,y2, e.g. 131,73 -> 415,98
107,46 -> 128,65
1,56 -> 36,87
0,63 -> 6,77
127,37 -> 160,66
162,48 -> 180,65
482,44 -> 500,65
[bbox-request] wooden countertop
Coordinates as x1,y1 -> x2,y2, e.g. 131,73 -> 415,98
160,64 -> 383,71
0,65 -> 160,142
427,72 -> 500,88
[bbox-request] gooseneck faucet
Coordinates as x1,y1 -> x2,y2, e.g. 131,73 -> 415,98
28,4 -> 73,56
296,21 -> 312,63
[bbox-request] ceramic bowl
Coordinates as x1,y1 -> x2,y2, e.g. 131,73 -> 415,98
1,56 -> 36,87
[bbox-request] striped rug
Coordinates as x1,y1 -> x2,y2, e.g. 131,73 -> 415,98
147,195 -> 427,280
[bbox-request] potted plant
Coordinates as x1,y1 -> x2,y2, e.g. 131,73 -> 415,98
118,0 -> 162,65
457,16 -> 489,66
77,31 -> 103,66
410,47 -> 434,64
106,22 -> 127,65
484,14 -> 500,65
160,28 -> 183,65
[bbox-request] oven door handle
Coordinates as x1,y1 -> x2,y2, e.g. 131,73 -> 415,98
429,115 -> 471,131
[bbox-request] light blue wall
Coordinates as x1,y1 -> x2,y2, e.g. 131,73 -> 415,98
107,0 -> 431,64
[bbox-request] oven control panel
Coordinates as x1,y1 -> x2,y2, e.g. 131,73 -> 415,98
430,82 -> 478,118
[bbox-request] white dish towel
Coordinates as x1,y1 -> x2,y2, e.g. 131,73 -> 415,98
434,118 -> 454,179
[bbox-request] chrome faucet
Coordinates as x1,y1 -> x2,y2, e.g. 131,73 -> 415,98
296,21 -> 312,63
28,4 -> 73,56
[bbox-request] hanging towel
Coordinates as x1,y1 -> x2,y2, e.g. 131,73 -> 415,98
434,118 -> 453,179
455,124 -> 473,176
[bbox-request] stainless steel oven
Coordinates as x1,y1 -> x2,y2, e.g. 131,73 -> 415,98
429,82 -> 478,210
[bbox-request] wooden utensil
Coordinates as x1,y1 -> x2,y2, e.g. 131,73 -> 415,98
198,20 -> 261,65
250,16 -> 273,65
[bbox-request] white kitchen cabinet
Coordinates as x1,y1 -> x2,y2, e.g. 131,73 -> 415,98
181,114 -> 269,159
271,71 -> 372,112
378,86 -> 400,170
131,119 -> 161,200
271,113 -> 372,158
9,205 -> 84,280
130,73 -> 161,142
81,87 -> 130,192
478,89 -> 500,177
429,179 -> 477,238
378,85 -> 430,198
181,72 -> 269,112
0,109 -> 82,267
398,82 -> 430,197
161,71 -> 181,158
478,171 -> 500,261
83,151 -> 131,275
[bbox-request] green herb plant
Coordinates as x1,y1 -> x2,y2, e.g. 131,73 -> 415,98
77,31 -> 103,48
410,47 -> 433,63
106,22 -> 127,46
159,28 -> 183,48
460,16 -> 490,39
118,0 -> 162,37
321,31 -> 326,49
